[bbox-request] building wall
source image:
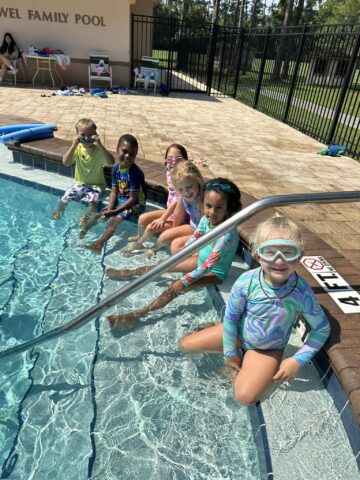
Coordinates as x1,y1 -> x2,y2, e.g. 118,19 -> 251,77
0,0 -> 157,86
132,0 -> 156,17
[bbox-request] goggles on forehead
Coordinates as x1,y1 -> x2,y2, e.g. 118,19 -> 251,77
256,239 -> 301,263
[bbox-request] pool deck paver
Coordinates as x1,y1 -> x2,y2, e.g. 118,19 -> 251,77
0,84 -> 360,428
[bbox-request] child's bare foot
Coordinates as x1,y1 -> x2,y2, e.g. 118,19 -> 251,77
51,210 -> 62,220
79,228 -> 88,239
107,311 -> 140,328
144,249 -> 155,259
81,242 -> 102,254
121,241 -> 144,253
127,234 -> 140,242
79,212 -> 90,227
106,268 -> 131,279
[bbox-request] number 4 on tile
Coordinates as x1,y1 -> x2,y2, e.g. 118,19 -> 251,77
339,296 -> 360,307
329,290 -> 360,313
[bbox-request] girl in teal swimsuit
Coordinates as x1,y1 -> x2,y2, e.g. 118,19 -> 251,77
106,178 -> 242,329
180,214 -> 330,405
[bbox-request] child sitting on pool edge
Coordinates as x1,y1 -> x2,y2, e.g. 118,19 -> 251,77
179,214 -> 330,405
106,178 -> 241,328
81,134 -> 146,253
134,160 -> 204,258
51,118 -> 114,225
123,143 -> 189,254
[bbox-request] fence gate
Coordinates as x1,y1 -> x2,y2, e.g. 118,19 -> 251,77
132,14 -> 216,93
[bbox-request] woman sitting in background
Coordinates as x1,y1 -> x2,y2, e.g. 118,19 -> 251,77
0,33 -> 19,82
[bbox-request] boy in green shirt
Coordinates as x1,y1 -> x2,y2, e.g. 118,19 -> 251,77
51,118 -> 114,226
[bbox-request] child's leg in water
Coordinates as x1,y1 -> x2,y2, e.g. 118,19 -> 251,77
144,224 -> 193,258
107,274 -> 220,328
79,202 -> 98,227
106,251 -> 199,279
126,211 -> 156,242
82,216 -> 124,253
179,323 -> 242,374
179,323 -> 224,353
125,220 -> 174,254
232,349 -> 283,405
180,325 -> 283,403
51,200 -> 67,220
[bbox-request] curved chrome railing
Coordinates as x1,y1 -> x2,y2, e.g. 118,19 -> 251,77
1,191 -> 359,359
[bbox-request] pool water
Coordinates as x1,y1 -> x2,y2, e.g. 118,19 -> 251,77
0,176 -> 261,479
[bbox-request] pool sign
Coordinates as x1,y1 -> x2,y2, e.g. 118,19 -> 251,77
301,256 -> 360,314
302,257 -> 326,271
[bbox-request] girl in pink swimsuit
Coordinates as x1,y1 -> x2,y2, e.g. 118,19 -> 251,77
123,144 -> 188,253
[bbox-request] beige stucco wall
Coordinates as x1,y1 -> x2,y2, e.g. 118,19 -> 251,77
132,0 -> 157,17
0,0 -> 157,86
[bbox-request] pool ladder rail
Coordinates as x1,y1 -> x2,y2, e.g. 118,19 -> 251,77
0,191 -> 360,359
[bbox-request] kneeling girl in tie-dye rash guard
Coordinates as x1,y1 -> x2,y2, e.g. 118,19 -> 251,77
106,178 -> 242,329
180,214 -> 330,405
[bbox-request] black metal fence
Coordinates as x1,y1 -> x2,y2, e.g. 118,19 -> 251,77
132,16 -> 360,159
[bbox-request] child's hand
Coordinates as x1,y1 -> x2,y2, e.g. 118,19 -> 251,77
73,135 -> 81,144
93,135 -> 101,145
224,356 -> 242,370
273,357 -> 301,382
102,209 -> 116,219
168,279 -> 185,295
150,218 -> 165,230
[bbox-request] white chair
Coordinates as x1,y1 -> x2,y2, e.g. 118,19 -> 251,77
6,56 -> 26,86
134,56 -> 160,94
88,52 -> 112,89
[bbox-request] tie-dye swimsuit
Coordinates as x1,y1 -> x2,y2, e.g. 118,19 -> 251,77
223,267 -> 330,366
180,216 -> 239,286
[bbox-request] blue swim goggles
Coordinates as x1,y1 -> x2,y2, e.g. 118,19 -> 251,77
79,137 -> 97,144
256,239 -> 301,263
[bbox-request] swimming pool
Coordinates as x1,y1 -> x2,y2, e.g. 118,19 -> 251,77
0,159 -> 359,480
0,175 -> 262,479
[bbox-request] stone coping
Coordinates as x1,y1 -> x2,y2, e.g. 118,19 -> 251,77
1,115 -> 360,428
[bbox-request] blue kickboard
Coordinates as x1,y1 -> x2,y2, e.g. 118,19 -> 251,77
0,124 -> 57,144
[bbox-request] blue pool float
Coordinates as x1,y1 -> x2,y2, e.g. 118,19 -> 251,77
0,123 -> 57,144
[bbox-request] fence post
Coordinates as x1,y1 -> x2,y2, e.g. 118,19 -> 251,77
130,13 -> 135,87
283,25 -> 307,122
326,31 -> 360,145
253,27 -> 271,108
166,17 -> 176,89
232,28 -> 245,98
206,23 -> 219,95
217,30 -> 227,92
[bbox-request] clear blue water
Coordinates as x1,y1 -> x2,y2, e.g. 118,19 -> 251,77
0,177 -> 261,479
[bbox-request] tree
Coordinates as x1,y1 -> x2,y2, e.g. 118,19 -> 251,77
212,0 -> 221,23
319,0 -> 360,24
154,1 -> 211,24
234,0 -> 246,28
250,0 -> 266,27
271,0 -> 294,80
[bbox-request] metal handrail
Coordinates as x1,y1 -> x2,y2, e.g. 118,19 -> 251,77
1,191 -> 359,359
